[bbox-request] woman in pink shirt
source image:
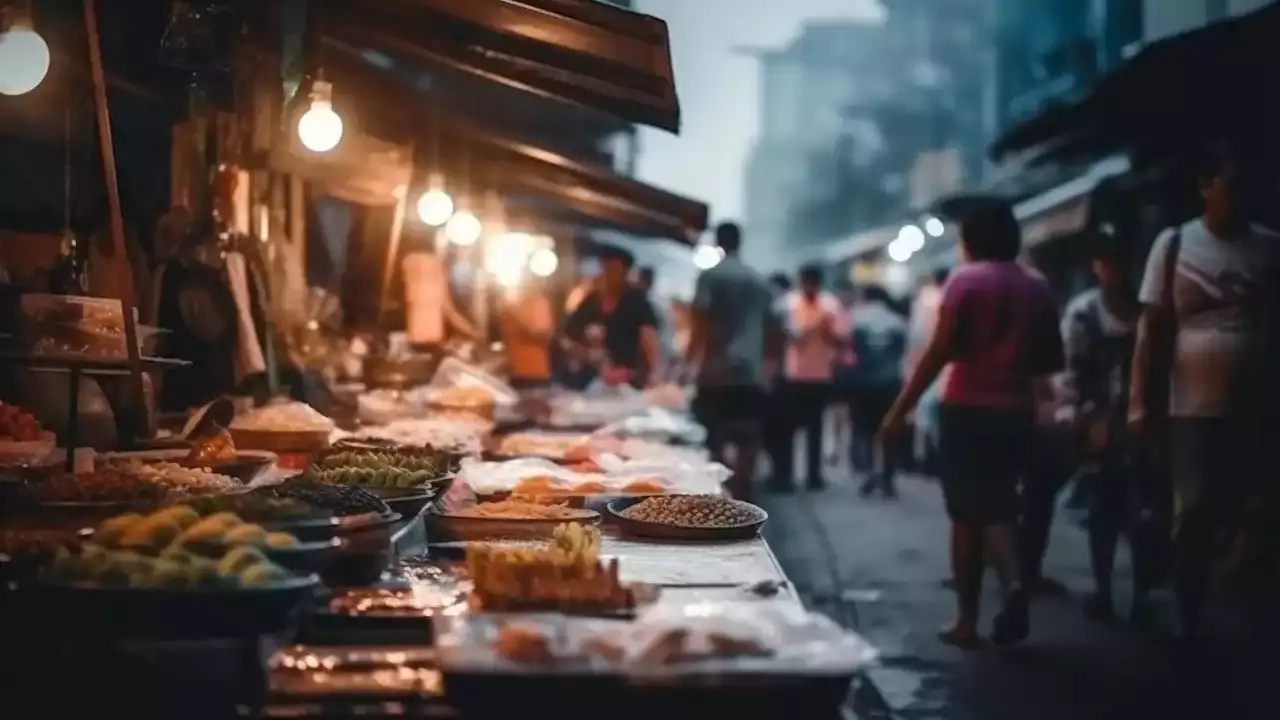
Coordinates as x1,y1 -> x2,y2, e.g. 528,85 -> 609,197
880,199 -> 1064,648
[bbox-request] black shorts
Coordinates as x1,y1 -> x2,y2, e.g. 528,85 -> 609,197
694,385 -> 766,441
938,405 -> 1032,525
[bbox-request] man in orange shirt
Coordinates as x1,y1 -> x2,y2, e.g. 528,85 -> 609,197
499,279 -> 554,390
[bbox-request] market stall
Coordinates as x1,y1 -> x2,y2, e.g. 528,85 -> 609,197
0,361 -> 874,718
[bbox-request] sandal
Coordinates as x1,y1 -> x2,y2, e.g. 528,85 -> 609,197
991,591 -> 1030,646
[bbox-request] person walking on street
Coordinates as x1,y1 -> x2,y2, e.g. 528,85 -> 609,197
1056,233 -> 1149,621
685,222 -> 775,501
764,273 -> 793,491
1128,144 -> 1279,645
879,199 -> 1064,648
849,285 -> 907,498
780,265 -> 844,491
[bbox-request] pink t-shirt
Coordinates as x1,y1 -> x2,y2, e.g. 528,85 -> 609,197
938,261 -> 1063,412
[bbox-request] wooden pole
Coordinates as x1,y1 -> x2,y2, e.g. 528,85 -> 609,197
83,0 -> 145,444
377,182 -> 410,330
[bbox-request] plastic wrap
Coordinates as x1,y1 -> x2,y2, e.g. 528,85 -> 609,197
456,456 -> 727,496
230,401 -> 335,432
594,408 -> 707,445
437,601 -> 878,678
427,357 -> 518,407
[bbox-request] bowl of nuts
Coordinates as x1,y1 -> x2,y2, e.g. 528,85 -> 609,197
606,495 -> 767,542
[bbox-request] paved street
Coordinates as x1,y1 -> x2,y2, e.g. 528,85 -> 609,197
759,468 -> 1272,720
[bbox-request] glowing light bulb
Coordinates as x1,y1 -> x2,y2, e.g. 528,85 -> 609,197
924,216 -> 946,238
529,247 -> 558,277
0,21 -> 51,96
297,80 -> 343,152
445,210 -> 482,246
898,224 -> 925,252
887,237 -> 913,263
692,244 -> 723,270
416,188 -> 454,226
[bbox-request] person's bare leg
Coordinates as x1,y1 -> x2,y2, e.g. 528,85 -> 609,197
941,522 -> 982,646
987,522 -> 1031,645
984,525 -> 1020,595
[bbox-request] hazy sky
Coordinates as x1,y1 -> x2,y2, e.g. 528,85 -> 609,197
635,0 -> 886,227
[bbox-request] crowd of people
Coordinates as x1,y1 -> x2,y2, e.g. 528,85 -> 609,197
686,142 -> 1279,651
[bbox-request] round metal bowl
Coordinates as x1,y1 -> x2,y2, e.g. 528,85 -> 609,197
605,497 -> 768,542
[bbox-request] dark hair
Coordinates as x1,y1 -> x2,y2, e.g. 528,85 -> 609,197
636,266 -> 655,285
1194,140 -> 1243,184
768,273 -> 792,291
1089,227 -> 1130,265
933,268 -> 950,285
958,199 -> 1021,262
862,284 -> 892,306
598,245 -> 634,267
798,264 -> 824,285
715,222 -> 742,253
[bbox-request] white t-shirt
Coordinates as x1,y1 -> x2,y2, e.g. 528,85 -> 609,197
781,290 -> 843,382
1138,218 -> 1279,417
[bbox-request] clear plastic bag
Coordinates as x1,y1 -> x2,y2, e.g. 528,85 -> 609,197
428,357 -> 518,407
437,602 -> 878,677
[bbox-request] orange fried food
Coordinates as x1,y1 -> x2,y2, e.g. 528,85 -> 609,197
621,477 -> 666,494
570,480 -> 606,494
510,475 -> 555,496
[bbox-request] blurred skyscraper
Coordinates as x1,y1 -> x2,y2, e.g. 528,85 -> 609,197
740,0 -> 993,272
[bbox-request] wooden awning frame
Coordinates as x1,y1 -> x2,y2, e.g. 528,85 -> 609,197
317,0 -> 681,133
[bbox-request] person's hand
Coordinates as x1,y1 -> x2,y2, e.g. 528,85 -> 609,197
602,364 -> 631,386
876,408 -> 908,455
1127,411 -> 1146,440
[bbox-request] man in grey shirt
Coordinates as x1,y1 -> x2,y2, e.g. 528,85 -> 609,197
686,222 -> 776,500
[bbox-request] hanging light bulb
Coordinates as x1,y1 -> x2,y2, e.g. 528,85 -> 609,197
529,247 -> 559,278
297,78 -> 343,152
0,9 -> 51,97
416,187 -> 454,226
445,210 -> 482,246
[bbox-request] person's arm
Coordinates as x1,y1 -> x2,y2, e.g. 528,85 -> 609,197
782,295 -> 823,341
1127,230 -> 1174,428
819,297 -> 846,347
685,274 -> 712,372
883,285 -> 962,430
442,293 -> 481,341
636,295 -> 661,387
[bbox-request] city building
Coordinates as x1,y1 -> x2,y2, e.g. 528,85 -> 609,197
762,0 -> 993,293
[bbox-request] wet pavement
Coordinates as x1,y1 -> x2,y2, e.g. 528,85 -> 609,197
759,468 -> 1273,720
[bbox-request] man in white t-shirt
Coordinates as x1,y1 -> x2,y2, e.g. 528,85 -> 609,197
779,263 -> 844,490
1129,144 -> 1278,641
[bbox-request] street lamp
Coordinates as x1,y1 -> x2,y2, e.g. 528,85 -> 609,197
0,8 -> 50,97
297,78 -> 343,153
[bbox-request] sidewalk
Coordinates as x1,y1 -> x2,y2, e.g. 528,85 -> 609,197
758,471 -> 1269,720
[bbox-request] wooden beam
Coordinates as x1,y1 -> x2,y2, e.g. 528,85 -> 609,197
83,0 -> 145,443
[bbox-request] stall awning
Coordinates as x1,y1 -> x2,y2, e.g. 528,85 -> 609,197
990,3 -> 1280,161
313,40 -> 707,242
316,0 -> 682,133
